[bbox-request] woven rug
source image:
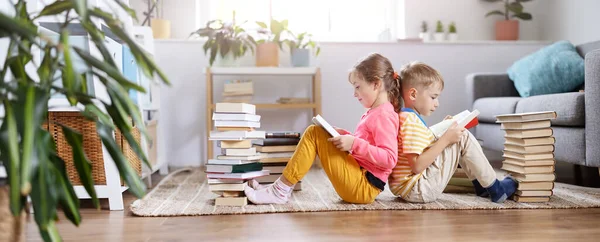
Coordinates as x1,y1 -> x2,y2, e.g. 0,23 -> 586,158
130,168 -> 600,217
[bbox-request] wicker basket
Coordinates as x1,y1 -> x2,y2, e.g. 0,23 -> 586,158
47,112 -> 142,186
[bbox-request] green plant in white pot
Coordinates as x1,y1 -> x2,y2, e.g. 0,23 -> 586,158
255,19 -> 289,67
419,21 -> 430,42
0,0 -> 169,241
285,32 -> 320,67
191,19 -> 257,66
448,22 -> 458,41
484,0 -> 533,40
434,20 -> 445,42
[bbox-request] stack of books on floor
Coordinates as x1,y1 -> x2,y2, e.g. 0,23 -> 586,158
253,131 -> 303,191
222,79 -> 253,103
496,111 -> 557,203
207,103 -> 269,206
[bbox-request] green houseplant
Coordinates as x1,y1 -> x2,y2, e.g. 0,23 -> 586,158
0,0 -> 169,241
434,20 -> 445,42
285,32 -> 320,67
254,19 -> 289,67
484,0 -> 533,40
191,18 -> 256,66
418,21 -> 430,42
448,22 -> 458,41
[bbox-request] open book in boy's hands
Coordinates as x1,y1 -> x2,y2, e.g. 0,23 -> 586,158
429,109 -> 480,138
312,114 -> 341,137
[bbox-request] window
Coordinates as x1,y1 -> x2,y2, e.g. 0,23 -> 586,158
206,0 -> 402,42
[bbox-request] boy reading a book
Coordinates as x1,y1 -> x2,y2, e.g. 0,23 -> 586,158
245,53 -> 401,204
389,62 -> 517,203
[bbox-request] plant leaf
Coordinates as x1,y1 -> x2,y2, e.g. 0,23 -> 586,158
37,0 -> 73,18
0,11 -> 38,38
30,151 -> 58,233
115,0 -> 138,21
485,10 -> 505,17
0,101 -> 22,216
59,124 -> 99,208
61,30 -> 78,106
19,85 -> 38,195
96,121 -> 146,198
508,2 -> 524,13
50,152 -> 81,225
70,0 -> 88,19
256,21 -> 267,29
512,12 -> 532,20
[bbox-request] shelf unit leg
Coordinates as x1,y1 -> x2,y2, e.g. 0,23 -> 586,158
103,144 -> 125,211
206,68 -> 214,162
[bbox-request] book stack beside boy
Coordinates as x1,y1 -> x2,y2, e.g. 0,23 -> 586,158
253,132 -> 303,191
496,111 -> 557,203
207,103 -> 269,206
222,79 -> 253,103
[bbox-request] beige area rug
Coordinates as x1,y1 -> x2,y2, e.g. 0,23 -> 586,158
130,168 -> 600,217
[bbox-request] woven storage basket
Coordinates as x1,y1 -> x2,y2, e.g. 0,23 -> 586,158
47,112 -> 142,186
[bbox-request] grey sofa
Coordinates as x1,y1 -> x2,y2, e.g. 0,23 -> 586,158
466,40 -> 600,168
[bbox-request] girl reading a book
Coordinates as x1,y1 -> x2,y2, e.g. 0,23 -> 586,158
388,62 -> 517,203
245,53 -> 401,204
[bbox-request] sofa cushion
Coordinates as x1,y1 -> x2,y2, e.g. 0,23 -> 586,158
515,92 -> 584,127
473,97 -> 521,123
507,41 -> 585,97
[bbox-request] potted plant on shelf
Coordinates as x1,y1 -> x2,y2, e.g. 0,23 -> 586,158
0,1 -> 169,241
191,19 -> 257,67
484,0 -> 533,40
285,31 -> 320,67
434,20 -> 445,42
148,0 -> 171,39
255,19 -> 289,67
448,22 -> 458,41
419,21 -> 430,42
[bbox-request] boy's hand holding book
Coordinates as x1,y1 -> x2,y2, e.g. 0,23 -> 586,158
328,135 -> 355,152
439,122 -> 465,145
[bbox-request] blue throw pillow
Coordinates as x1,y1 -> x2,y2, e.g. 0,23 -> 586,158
507,41 -> 585,97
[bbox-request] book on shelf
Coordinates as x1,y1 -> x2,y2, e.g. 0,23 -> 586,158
312,114 -> 340,137
266,132 -> 301,139
276,97 -> 311,104
253,138 -> 300,146
501,120 -> 551,130
513,196 -> 550,203
504,144 -> 555,154
254,145 -> 297,153
214,120 -> 260,128
206,170 -> 270,180
504,136 -> 555,146
501,163 -> 555,174
222,96 -> 253,103
206,162 -> 263,173
429,109 -> 480,138
495,111 -> 557,123
504,128 -> 553,139
222,147 -> 257,156
502,158 -> 555,167
218,140 -> 253,149
503,151 -> 554,160
224,81 -> 253,93
212,113 -> 261,122
215,197 -> 248,206
223,90 -> 254,97
215,103 -> 255,114
208,182 -> 247,192
515,190 -> 553,197
517,181 -> 555,191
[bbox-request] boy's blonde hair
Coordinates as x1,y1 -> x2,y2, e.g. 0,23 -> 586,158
399,61 -> 444,91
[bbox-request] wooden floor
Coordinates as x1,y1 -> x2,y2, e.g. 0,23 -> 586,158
25,174 -> 600,242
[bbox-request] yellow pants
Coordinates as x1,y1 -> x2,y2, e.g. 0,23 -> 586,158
282,125 -> 381,204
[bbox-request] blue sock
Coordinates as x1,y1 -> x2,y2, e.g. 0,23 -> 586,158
486,177 -> 518,203
472,180 -> 488,197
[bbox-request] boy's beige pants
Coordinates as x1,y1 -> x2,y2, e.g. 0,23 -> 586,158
404,131 -> 498,203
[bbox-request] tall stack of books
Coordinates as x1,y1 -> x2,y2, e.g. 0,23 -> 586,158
253,132 -> 303,191
496,111 -> 557,203
207,103 -> 269,206
222,80 -> 253,103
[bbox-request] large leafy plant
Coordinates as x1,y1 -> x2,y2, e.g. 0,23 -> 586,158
255,19 -> 289,49
0,0 -> 169,241
191,19 -> 256,66
285,31 -> 320,56
484,0 -> 533,21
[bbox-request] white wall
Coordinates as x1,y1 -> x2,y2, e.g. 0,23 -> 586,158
129,0 -> 201,39
155,40 -> 548,167
403,0 -> 549,41
541,0 -> 600,45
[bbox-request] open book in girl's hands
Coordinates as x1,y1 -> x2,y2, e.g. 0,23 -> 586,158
429,109 -> 480,138
312,114 -> 341,137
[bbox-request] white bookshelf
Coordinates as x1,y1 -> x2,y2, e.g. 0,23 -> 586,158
206,67 -> 318,76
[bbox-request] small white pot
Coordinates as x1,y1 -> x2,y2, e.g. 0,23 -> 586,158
448,33 -> 459,42
419,32 -> 431,42
434,33 -> 446,42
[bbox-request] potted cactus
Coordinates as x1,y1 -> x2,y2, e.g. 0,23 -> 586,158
419,21 -> 430,42
285,31 -> 320,67
434,20 -> 445,42
484,0 -> 533,40
448,22 -> 458,41
255,19 -> 289,67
